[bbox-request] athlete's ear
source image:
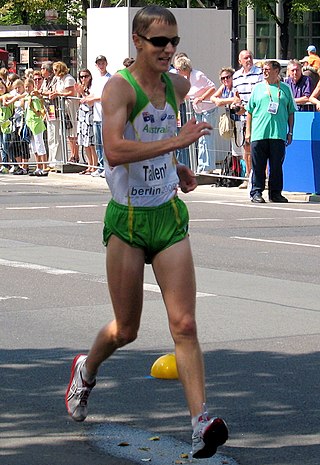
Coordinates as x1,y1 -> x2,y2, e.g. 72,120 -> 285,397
133,33 -> 143,50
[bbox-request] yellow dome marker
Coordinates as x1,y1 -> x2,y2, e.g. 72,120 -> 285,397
150,353 -> 179,379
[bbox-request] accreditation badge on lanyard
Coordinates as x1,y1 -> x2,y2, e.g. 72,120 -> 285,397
267,101 -> 279,114
266,81 -> 280,114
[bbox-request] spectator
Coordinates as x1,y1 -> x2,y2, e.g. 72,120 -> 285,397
122,57 -> 135,68
50,61 -> 79,164
0,80 -> 13,174
306,45 -> 320,71
24,78 -> 48,177
39,61 -> 61,170
175,56 -> 217,173
65,5 -> 228,460
0,67 -> 8,83
309,79 -> 320,111
171,52 -> 190,166
211,67 -> 244,158
81,55 -> 112,177
75,68 -> 98,175
233,50 -> 263,188
6,73 -> 19,93
33,70 -> 43,91
246,60 -> 296,204
173,51 -> 188,63
302,68 -> 319,92
285,59 -> 313,111
24,68 -> 34,79
300,56 -> 309,67
5,79 -> 30,175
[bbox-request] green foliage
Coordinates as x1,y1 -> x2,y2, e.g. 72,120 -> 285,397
241,0 -> 320,19
0,0 -> 225,27
239,0 -> 320,57
0,0 -> 85,26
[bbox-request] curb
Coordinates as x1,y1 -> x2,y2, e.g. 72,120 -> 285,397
46,171 -> 320,202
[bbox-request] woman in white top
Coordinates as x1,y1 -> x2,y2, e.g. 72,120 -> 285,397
174,56 -> 217,173
211,67 -> 244,157
49,61 -> 79,163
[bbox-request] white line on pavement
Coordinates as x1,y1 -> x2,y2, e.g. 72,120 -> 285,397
189,200 -> 320,214
231,236 -> 320,248
0,261 -> 215,296
236,217 -> 275,221
77,221 -> 102,224
144,283 -> 215,297
55,204 -> 99,208
0,295 -> 29,301
189,219 -> 223,222
6,206 -> 50,210
0,258 -> 80,275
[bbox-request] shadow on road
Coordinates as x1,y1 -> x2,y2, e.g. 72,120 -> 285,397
0,347 -> 319,465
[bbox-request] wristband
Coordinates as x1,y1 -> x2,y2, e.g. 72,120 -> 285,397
288,132 -> 293,135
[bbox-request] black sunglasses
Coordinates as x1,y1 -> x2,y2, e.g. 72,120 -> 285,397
137,34 -> 180,48
80,75 -> 90,79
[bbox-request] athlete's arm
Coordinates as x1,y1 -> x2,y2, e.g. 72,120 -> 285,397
102,73 -> 212,167
177,164 -> 197,193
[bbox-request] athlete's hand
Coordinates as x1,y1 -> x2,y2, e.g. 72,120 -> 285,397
177,164 -> 197,193
178,117 -> 212,148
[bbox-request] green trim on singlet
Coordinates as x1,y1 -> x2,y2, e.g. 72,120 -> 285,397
118,68 -> 178,122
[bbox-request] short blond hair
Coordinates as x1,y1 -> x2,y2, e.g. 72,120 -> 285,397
12,79 -> 24,89
53,61 -> 69,76
174,56 -> 192,72
219,67 -> 235,77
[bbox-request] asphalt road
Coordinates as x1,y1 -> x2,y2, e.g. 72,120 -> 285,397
1,173 -> 319,465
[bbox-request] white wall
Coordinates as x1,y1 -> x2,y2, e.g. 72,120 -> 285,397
87,7 -> 130,79
87,7 -> 232,84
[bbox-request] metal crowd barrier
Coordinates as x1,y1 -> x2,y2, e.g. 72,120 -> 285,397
0,96 -> 101,173
1,96 -> 316,184
184,99 -> 232,170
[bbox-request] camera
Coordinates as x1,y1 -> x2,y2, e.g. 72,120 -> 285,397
230,104 -> 241,114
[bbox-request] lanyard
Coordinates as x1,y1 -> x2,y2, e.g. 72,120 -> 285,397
265,80 -> 281,102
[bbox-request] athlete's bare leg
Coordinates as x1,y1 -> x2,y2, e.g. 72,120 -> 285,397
152,237 -> 206,418
85,235 -> 145,375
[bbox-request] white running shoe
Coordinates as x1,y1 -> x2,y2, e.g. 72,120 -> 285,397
192,414 -> 228,459
91,169 -> 102,177
65,354 -> 96,422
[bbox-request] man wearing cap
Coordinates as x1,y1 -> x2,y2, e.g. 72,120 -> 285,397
81,55 -> 112,177
306,45 -> 320,71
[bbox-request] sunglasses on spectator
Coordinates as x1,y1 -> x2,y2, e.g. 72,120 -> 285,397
221,75 -> 232,80
137,34 -> 180,48
80,75 -> 90,79
34,77 -> 42,81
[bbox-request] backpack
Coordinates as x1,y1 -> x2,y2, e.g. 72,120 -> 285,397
218,111 -> 234,140
219,152 -> 242,187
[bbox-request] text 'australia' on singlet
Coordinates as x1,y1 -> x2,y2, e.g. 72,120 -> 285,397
105,68 -> 179,207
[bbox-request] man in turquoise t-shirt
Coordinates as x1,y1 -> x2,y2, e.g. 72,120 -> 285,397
246,60 -> 296,203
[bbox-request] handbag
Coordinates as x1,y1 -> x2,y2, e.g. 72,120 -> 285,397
218,110 -> 234,140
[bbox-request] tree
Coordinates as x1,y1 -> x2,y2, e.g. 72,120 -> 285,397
241,0 -> 320,58
0,0 -> 86,26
